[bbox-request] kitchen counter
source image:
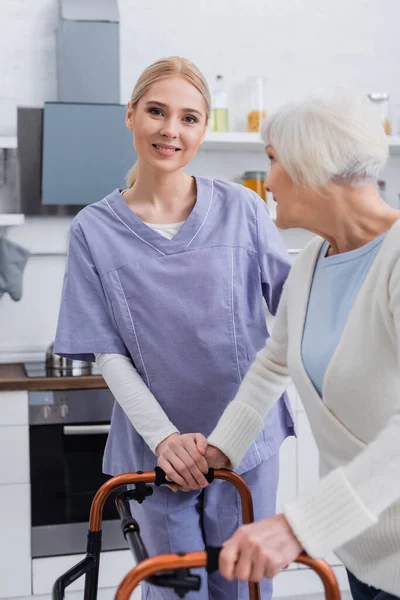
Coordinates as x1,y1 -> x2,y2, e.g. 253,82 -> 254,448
0,363 -> 107,391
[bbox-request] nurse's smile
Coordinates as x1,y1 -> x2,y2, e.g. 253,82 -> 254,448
152,143 -> 181,157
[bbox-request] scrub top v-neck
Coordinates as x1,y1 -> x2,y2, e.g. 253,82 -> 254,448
104,177 -> 213,255
54,176 -> 294,475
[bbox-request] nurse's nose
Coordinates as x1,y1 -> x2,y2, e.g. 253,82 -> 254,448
159,122 -> 178,139
264,176 -> 271,193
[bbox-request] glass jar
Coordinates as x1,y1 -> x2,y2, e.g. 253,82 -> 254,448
211,75 -> 229,132
367,93 -> 392,135
241,171 -> 267,201
246,76 -> 268,132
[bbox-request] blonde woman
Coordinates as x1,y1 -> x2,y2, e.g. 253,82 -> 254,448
53,57 -> 294,600
206,92 -> 400,600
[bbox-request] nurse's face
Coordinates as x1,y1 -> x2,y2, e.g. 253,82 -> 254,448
126,77 -> 207,173
264,145 -> 315,230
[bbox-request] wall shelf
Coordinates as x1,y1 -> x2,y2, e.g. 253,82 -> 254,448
202,131 -> 400,154
0,214 -> 25,227
3,132 -> 400,153
0,136 -> 17,149
202,131 -> 264,151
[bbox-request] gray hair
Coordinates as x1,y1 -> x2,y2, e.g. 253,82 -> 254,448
261,90 -> 389,188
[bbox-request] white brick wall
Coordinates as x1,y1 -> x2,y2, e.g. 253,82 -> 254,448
2,0 -> 400,133
0,0 -> 400,358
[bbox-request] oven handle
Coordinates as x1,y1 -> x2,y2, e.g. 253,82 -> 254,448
63,424 -> 111,436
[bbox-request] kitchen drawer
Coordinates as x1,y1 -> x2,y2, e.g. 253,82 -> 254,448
0,425 -> 29,484
0,391 -> 28,425
0,483 -> 31,598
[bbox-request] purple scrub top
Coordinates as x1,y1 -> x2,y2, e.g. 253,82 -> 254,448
54,177 -> 294,475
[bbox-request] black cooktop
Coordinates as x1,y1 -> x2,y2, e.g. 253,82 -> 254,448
24,362 -> 98,378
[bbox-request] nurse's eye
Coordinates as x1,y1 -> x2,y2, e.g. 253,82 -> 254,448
183,115 -> 198,124
148,107 -> 164,117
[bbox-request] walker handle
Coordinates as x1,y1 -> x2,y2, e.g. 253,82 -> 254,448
205,547 -> 341,600
154,466 -> 215,486
205,546 -> 220,573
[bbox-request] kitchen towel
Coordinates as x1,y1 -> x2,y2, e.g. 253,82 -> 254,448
0,237 -> 30,301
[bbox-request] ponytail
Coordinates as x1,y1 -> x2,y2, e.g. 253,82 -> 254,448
126,162 -> 138,188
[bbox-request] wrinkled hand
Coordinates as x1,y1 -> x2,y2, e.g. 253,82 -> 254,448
205,445 -> 231,469
219,514 -> 303,582
156,433 -> 210,491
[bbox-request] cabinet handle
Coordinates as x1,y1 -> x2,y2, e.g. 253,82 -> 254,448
63,424 -> 110,436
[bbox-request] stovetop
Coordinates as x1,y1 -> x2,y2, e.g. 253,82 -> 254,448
24,362 -> 99,378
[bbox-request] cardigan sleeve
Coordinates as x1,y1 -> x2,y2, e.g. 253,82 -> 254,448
207,283 -> 291,468
283,256 -> 400,558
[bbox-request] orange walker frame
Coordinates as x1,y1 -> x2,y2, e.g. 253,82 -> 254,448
53,468 -> 341,600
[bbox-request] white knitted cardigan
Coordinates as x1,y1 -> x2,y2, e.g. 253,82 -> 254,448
208,221 -> 400,595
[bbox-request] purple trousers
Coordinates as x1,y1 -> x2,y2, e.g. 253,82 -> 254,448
130,454 -> 280,600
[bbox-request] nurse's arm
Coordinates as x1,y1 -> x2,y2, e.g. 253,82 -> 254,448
96,353 -> 209,490
96,353 -> 180,453
207,284 -> 290,468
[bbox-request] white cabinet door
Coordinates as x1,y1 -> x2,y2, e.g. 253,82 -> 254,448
297,412 -> 342,567
0,391 -> 28,426
0,426 -> 29,484
0,483 -> 31,598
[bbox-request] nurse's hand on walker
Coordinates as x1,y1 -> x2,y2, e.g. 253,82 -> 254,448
219,514 -> 303,582
156,432 -> 210,491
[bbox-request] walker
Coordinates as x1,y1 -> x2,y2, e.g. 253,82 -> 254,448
53,468 -> 341,600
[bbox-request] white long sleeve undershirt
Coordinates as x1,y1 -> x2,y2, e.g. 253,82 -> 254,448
95,353 -> 179,453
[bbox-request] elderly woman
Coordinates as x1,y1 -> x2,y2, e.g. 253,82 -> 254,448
205,92 -> 400,600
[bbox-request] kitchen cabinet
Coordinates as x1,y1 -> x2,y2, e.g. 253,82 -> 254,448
0,484 -> 31,598
0,392 -> 31,598
0,426 -> 29,484
0,391 -> 28,425
0,391 -> 29,485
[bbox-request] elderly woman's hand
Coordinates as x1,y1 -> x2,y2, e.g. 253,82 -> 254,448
219,514 -> 303,582
205,445 -> 231,469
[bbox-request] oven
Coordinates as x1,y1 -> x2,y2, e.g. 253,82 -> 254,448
28,387 -> 127,557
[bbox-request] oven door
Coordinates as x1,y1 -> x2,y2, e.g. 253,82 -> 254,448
30,421 -> 127,557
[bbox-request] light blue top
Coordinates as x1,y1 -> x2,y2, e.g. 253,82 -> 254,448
302,233 -> 387,397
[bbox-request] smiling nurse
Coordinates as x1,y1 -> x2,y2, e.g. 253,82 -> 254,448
53,56 -> 294,600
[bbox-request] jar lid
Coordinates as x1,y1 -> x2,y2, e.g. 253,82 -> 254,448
242,171 -> 267,179
368,93 -> 390,102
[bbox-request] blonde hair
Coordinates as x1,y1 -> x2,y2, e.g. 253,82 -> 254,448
126,56 -> 211,187
261,89 -> 389,189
